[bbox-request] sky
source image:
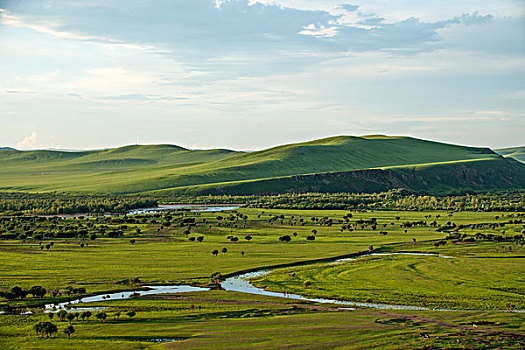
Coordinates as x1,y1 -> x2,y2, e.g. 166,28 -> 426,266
0,0 -> 524,150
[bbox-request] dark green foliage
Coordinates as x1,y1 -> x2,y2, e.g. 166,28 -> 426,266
64,325 -> 75,339
34,321 -> 57,338
0,192 -> 157,215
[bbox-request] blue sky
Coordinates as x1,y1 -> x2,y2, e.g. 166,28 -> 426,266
0,0 -> 523,150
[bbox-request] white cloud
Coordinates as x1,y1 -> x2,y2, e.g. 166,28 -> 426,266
299,24 -> 338,37
16,131 -> 38,148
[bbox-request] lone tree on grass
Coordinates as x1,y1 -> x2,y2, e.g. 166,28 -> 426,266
126,311 -> 136,318
279,235 -> 291,243
221,247 -> 228,254
64,325 -> 75,339
211,249 -> 219,256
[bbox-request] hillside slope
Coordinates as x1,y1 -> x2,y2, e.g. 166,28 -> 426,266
496,147 -> 525,163
0,136 -> 523,194
156,158 -> 524,196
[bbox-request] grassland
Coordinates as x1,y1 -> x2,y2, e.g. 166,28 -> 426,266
1,293 -> 524,349
1,135 -> 522,194
251,253 -> 525,310
1,208 -> 522,293
0,207 -> 524,349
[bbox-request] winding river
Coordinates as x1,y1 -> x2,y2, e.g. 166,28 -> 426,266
13,205 -> 521,314
41,252 -> 524,314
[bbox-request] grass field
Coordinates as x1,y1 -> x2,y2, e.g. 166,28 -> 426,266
251,252 -> 525,310
1,208 -> 524,349
1,208 -> 521,293
1,291 -> 524,349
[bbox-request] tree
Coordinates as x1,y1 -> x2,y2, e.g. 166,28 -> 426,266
66,313 -> 75,324
211,249 -> 219,256
57,310 -> 67,322
96,312 -> 107,322
80,311 -> 92,321
130,239 -> 136,245
303,281 -> 311,288
245,235 -> 252,241
64,325 -> 75,339
10,286 -> 27,299
126,311 -> 136,318
34,322 -> 44,337
29,285 -> 46,299
279,235 -> 291,242
34,321 -> 58,338
114,311 -> 121,320
221,247 -> 228,254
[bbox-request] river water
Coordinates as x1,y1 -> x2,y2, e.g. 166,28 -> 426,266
127,205 -> 239,215
41,252 -> 524,313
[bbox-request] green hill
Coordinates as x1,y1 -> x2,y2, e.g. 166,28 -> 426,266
0,136 -> 523,195
496,147 -> 525,163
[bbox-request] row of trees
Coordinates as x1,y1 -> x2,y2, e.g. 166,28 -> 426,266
0,192 -> 157,215
35,310 -> 137,339
0,285 -> 87,300
2,190 -> 524,216
241,190 -> 525,211
0,286 -> 46,300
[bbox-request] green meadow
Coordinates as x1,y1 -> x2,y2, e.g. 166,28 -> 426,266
0,208 -> 520,293
1,207 -> 524,349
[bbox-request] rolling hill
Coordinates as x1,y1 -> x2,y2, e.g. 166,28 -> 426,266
0,136 -> 523,195
496,147 -> 525,163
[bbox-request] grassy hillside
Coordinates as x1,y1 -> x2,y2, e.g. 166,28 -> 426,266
496,146 -> 525,163
152,158 -> 525,196
0,136 -> 522,194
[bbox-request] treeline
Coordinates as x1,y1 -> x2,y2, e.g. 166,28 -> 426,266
157,190 -> 525,211
239,190 -> 525,211
1,190 -> 524,215
0,193 -> 157,215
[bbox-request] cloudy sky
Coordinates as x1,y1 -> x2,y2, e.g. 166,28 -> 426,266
0,0 -> 523,150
